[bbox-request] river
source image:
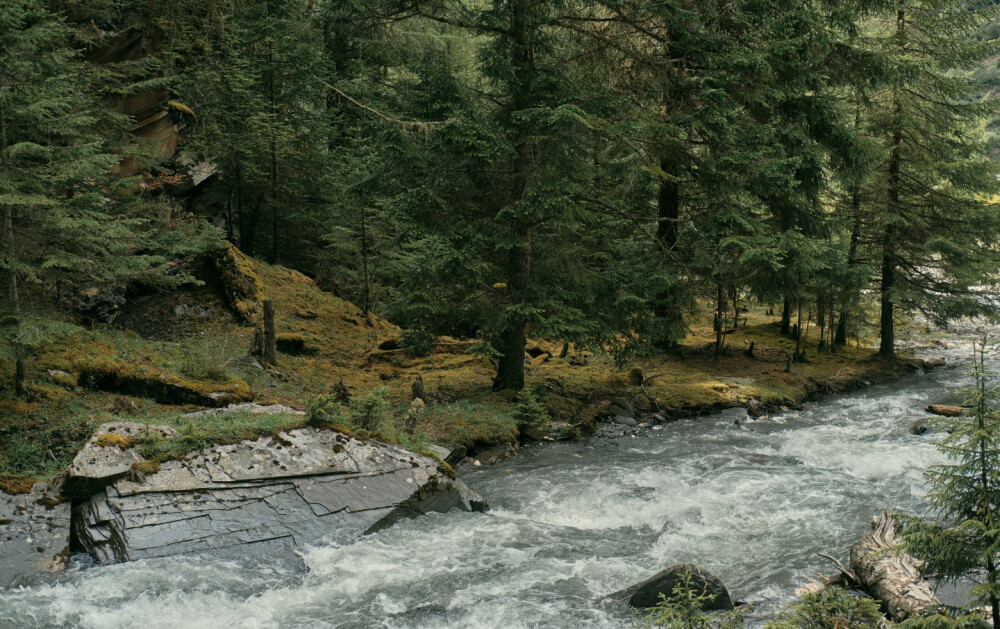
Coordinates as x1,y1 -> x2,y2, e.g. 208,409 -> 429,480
1,337 -> 992,628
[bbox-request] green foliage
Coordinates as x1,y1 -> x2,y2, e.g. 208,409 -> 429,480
307,388 -> 391,434
638,571 -> 746,629
899,613 -> 990,629
764,587 -> 883,629
903,338 -> 1000,625
514,390 -> 550,431
400,329 -> 437,358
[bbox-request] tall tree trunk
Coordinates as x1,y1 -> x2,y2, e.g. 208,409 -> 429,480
360,206 -> 370,316
780,295 -> 791,335
493,0 -> 535,391
835,207 -> 861,346
268,42 -> 280,265
654,156 -> 681,348
880,10 -> 904,358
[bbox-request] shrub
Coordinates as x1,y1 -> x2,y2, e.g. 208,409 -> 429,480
400,329 -> 437,357
515,390 -> 550,430
764,587 -> 883,629
308,388 -> 392,435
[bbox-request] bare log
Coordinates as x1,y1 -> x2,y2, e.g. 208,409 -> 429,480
925,404 -> 965,417
849,512 -> 939,621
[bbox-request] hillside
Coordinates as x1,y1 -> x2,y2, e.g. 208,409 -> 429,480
0,246 -> 923,487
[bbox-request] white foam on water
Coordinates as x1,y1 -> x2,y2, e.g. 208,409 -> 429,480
0,344 -> 986,628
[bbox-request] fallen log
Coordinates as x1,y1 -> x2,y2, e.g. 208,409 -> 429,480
849,512 -> 939,621
925,404 -> 965,417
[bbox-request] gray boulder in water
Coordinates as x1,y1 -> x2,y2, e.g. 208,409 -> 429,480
72,427 -> 487,565
0,484 -> 71,587
608,563 -> 734,611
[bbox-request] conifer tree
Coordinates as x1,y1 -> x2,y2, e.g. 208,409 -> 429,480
866,1 -> 1000,356
903,338 -> 1000,627
0,1 -> 215,395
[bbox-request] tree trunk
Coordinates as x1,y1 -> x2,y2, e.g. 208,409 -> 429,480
267,4 -> 280,265
494,218 -> 531,390
836,191 -> 862,346
654,156 -> 682,348
360,206 -> 370,316
880,11 -> 905,359
493,0 -> 535,391
714,282 -> 724,358
15,357 -> 26,397
849,512 -> 938,621
262,300 -> 277,366
780,296 -> 791,335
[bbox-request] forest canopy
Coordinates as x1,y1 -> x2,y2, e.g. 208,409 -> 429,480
3,0 -> 1000,391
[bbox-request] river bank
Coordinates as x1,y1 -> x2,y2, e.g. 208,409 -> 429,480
0,248 -> 940,487
1,329 -> 989,628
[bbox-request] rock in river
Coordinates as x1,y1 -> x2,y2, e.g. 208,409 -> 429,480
607,563 -> 734,611
72,426 -> 487,565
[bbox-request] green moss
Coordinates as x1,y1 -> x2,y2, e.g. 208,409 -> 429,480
216,242 -> 263,324
0,474 -> 38,495
417,450 -> 457,480
94,433 -> 134,449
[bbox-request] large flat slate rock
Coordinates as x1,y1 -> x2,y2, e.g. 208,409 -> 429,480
72,427 -> 486,564
0,485 -> 71,587
64,422 -> 176,498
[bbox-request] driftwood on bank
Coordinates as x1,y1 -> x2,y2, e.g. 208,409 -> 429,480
849,511 -> 939,621
925,404 -> 965,417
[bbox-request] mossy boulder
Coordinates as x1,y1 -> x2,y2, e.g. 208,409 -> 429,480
276,333 -> 314,355
215,242 -> 263,324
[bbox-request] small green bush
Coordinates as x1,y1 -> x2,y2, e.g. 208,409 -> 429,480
307,388 -> 391,435
764,586 -> 883,629
400,329 -> 437,357
515,390 -> 549,426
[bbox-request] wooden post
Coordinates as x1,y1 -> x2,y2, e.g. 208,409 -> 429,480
14,357 -> 26,397
262,299 -> 277,365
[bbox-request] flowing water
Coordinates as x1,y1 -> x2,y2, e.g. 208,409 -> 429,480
2,338 -> 995,628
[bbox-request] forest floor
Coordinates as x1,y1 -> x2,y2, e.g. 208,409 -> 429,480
0,248 -> 935,488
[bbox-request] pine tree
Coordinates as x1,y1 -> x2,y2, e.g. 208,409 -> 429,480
0,1 -> 215,395
903,338 -> 1000,627
866,1 -> 1000,357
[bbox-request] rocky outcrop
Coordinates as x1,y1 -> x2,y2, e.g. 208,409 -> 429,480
64,422 -> 177,498
185,403 -> 304,418
607,563 -> 734,611
72,427 -> 486,565
0,484 -> 71,587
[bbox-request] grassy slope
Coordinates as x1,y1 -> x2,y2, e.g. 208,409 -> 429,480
0,251 -> 920,484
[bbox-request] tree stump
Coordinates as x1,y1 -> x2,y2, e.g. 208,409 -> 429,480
262,300 -> 277,366
849,512 -> 938,621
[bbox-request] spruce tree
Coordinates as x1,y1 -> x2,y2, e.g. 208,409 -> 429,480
903,338 -> 1000,627
866,1 -> 1000,356
0,1 -> 215,395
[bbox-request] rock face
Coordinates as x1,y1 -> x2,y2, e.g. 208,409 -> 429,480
0,485 -> 71,587
72,427 -> 486,565
608,563 -> 734,611
64,422 -> 177,498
